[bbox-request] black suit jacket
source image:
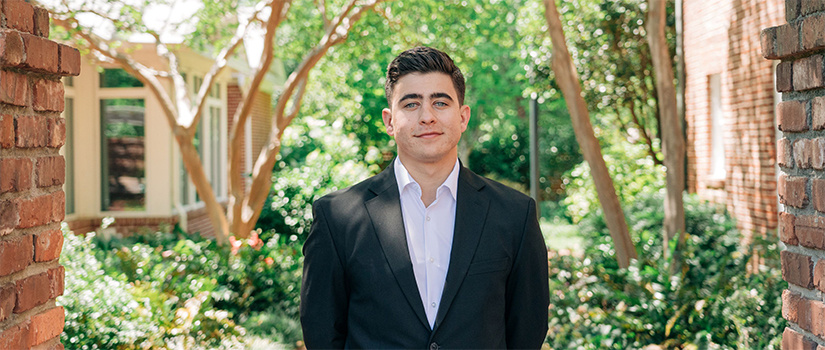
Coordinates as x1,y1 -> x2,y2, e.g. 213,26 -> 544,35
300,163 -> 549,349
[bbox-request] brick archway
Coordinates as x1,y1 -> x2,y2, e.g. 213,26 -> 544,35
0,0 -> 80,348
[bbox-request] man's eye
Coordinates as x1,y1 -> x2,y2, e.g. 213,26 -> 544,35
404,102 -> 419,108
434,101 -> 448,107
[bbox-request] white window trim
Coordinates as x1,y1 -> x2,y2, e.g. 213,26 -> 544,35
709,73 -> 726,180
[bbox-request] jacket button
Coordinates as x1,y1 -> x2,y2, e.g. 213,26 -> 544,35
429,342 -> 439,350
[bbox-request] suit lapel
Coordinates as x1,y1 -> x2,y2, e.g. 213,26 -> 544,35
364,166 -> 430,330
433,166 -> 489,330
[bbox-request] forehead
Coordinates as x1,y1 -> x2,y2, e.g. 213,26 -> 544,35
391,72 -> 457,101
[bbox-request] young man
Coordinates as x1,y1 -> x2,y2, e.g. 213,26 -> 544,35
300,46 -> 549,349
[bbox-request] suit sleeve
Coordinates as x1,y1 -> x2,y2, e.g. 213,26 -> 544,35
300,199 -> 348,349
505,198 -> 550,349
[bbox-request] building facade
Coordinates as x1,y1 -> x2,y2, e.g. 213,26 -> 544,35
683,0 -> 785,239
62,45 -> 278,237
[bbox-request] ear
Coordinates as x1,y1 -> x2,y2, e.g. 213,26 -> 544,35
459,105 -> 471,133
382,108 -> 395,136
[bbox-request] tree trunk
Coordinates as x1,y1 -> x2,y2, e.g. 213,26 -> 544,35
542,0 -> 637,268
176,132 -> 230,245
646,0 -> 686,265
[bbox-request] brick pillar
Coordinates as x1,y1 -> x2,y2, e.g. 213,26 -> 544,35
763,0 -> 825,347
0,0 -> 80,349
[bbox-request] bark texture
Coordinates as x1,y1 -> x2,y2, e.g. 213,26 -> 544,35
542,0 -> 637,268
646,0 -> 686,261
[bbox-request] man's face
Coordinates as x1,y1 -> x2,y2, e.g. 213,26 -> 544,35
382,72 -> 471,168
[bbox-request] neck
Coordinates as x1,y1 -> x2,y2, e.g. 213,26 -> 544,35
398,155 -> 457,206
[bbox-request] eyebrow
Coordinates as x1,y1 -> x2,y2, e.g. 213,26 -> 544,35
399,93 -> 423,103
398,92 -> 455,103
430,92 -> 454,101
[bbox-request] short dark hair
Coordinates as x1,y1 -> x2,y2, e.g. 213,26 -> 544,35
385,46 -> 466,106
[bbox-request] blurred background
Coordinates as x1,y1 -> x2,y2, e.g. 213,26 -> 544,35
36,0 -> 787,348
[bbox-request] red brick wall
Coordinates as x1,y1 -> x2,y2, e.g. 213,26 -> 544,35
186,204 -> 216,237
226,84 -> 272,195
0,0 -> 80,348
763,0 -> 825,347
65,216 -> 178,236
227,84 -> 244,194
684,0 -> 784,240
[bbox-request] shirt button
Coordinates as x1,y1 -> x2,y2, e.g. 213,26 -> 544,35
431,302 -> 436,308
429,257 -> 434,263
426,216 -> 431,221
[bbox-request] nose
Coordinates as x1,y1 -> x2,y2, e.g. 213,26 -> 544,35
419,105 -> 436,125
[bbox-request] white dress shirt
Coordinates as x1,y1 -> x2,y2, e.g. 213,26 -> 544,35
394,157 -> 459,329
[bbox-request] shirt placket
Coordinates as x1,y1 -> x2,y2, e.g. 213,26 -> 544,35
425,192 -> 445,326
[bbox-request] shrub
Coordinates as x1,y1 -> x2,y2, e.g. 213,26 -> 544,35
59,225 -> 158,349
62,222 -> 291,349
545,194 -> 785,349
95,226 -> 301,347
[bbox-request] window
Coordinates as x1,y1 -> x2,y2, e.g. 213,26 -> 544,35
100,68 -> 143,88
193,75 -> 203,97
211,83 -> 220,99
64,98 -> 75,214
101,98 -> 146,211
180,160 -> 190,205
709,74 -> 725,179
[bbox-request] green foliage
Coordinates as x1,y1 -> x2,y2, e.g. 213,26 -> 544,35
60,226 -> 158,349
563,128 -> 665,222
100,68 -> 144,88
96,227 -> 301,347
469,97 -> 580,201
545,194 -> 785,349
257,116 -> 378,246
61,220 -> 306,348
272,0 -> 582,200
522,0 -> 677,160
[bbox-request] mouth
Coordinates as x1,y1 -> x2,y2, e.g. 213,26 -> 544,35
415,131 -> 443,139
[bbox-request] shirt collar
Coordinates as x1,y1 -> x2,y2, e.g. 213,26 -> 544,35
394,157 -> 460,200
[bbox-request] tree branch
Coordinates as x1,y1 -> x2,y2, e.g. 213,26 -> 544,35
150,31 -> 194,134
189,10 -> 257,134
315,0 -> 331,29
228,0 -> 290,235
53,17 -> 180,129
627,99 -> 663,166
235,0 -> 386,235
280,78 -> 308,129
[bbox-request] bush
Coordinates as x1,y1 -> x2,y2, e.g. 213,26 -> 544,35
59,225 -> 158,349
94,225 -> 302,347
61,221 -> 307,349
545,194 -> 785,349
